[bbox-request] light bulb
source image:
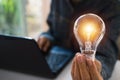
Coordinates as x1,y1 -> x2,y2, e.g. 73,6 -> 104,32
74,13 -> 105,60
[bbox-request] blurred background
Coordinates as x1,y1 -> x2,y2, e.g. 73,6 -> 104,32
0,0 -> 120,80
0,0 -> 50,38
0,0 -> 120,51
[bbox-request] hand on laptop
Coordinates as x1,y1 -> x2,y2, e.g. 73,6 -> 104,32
71,53 -> 103,80
37,37 -> 51,52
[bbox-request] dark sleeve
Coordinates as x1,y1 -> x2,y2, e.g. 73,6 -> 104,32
40,0 -> 55,43
41,0 -> 73,44
71,1 -> 120,80
96,36 -> 119,80
75,0 -> 120,80
96,10 -> 120,80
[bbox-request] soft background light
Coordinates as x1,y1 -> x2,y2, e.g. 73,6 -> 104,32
0,0 -> 120,80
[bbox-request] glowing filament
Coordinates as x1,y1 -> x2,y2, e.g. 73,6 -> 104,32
84,23 -> 96,40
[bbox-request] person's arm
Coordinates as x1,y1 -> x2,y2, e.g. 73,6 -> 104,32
71,19 -> 119,80
96,1 -> 120,79
71,53 -> 103,80
96,15 -> 120,80
39,0 -> 55,42
71,0 -> 120,80
96,40 -> 118,80
37,0 -> 56,52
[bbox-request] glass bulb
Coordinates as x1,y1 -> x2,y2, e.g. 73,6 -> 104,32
74,13 -> 105,60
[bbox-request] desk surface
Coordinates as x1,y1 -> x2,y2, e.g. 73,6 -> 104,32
0,61 -> 120,80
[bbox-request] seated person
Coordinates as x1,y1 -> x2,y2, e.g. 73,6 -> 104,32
37,0 -> 120,80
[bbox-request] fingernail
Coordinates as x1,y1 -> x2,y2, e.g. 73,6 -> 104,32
76,52 -> 80,56
78,55 -> 83,63
87,59 -> 92,66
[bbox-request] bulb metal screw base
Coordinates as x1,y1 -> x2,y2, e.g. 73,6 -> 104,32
82,50 -> 95,61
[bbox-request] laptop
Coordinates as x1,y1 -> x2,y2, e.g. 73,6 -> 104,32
0,35 -> 73,78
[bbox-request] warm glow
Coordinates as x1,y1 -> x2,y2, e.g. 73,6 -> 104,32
77,20 -> 101,43
83,23 -> 96,40
74,13 -> 105,60
84,23 -> 96,34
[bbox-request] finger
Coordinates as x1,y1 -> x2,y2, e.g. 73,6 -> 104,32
95,59 -> 102,73
86,59 -> 103,80
71,56 -> 76,79
71,54 -> 77,77
75,55 -> 82,80
74,55 -> 81,80
38,37 -> 47,50
37,38 -> 43,49
43,40 -> 50,52
77,55 -> 90,80
71,53 -> 82,80
71,52 -> 81,78
71,54 -> 82,80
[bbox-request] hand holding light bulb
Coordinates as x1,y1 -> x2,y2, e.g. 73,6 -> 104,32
71,53 -> 103,80
71,13 -> 105,80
